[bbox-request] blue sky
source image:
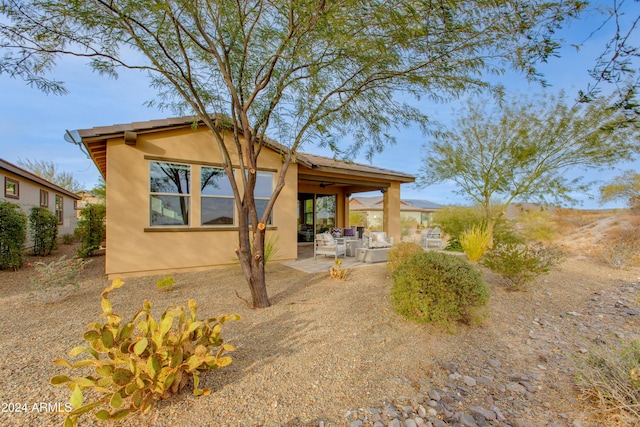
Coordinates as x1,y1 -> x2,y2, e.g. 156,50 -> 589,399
1,1 -> 638,209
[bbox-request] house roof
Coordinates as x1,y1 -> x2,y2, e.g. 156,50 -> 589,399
0,158 -> 81,200
74,116 -> 415,184
350,196 -> 442,211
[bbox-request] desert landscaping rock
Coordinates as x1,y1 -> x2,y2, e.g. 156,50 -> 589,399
1,231 -> 640,427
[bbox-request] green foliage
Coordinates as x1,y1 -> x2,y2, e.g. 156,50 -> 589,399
400,215 -> 418,238
29,255 -> 90,304
61,233 -> 77,245
349,211 -> 366,227
155,275 -> 175,292
444,237 -> 463,252
17,158 -> 84,193
576,340 -> 640,425
432,206 -> 485,242
492,219 -> 526,246
328,259 -> 348,280
420,93 -> 640,236
50,279 -> 239,426
460,225 -> 492,261
600,170 -> 640,211
391,251 -> 489,328
76,204 -> 106,257
386,242 -> 424,274
0,201 -> 27,270
29,207 -> 58,256
481,243 -> 562,290
517,208 -> 557,242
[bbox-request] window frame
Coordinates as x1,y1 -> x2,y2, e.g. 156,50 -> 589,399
200,167 -> 235,227
55,195 -> 63,224
252,171 -> 274,226
4,177 -> 19,199
149,161 -> 191,227
40,189 -> 49,207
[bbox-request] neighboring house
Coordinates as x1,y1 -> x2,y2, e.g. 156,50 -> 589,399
0,158 -> 80,240
76,191 -> 105,218
73,116 -> 414,279
350,196 -> 443,229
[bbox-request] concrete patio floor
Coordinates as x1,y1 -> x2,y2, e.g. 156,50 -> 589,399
282,243 -> 380,274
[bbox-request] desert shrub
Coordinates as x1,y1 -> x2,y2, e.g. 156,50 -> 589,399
391,251 -> 489,328
598,224 -> 640,269
444,237 -> 463,252
29,255 -> 90,303
51,279 -> 239,426
61,233 -> 77,245
493,219 -> 526,246
329,259 -> 348,280
29,207 -> 58,256
481,243 -> 562,291
432,205 -> 484,242
0,201 -> 27,270
459,225 -> 491,261
156,275 -> 175,292
576,340 -> 640,425
400,215 -> 418,238
517,208 -> 557,242
77,203 -> 106,257
386,242 -> 424,273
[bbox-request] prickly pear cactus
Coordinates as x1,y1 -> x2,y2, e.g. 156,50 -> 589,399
50,278 -> 239,426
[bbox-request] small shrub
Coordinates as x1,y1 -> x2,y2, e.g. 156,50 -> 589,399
432,205 -> 485,241
459,225 -> 492,261
517,208 -> 557,242
156,275 -> 175,292
0,201 -> 27,270
329,259 -> 348,280
444,237 -> 463,252
600,236 -> 640,269
61,233 -> 77,245
51,279 -> 239,426
481,243 -> 562,291
391,251 -> 489,328
386,242 -> 424,273
576,340 -> 640,425
29,255 -> 90,304
77,203 -> 106,257
29,207 -> 58,256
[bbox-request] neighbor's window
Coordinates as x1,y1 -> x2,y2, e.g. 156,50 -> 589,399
201,167 -> 234,225
55,195 -> 63,224
40,189 -> 49,207
150,161 -> 191,226
4,177 -> 19,199
253,171 -> 274,225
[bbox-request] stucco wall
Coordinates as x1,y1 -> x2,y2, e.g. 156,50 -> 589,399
1,169 -> 78,241
105,127 -> 298,278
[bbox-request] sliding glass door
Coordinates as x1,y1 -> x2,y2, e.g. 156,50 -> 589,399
297,193 -> 337,242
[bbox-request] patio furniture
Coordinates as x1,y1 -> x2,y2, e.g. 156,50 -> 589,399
345,239 -> 362,257
363,231 -> 394,249
422,227 -> 443,249
356,247 -> 390,263
314,232 -> 347,259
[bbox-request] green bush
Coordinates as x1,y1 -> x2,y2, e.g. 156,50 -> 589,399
576,340 -> 640,425
61,233 -> 77,245
156,275 -> 175,292
386,242 -> 424,273
432,205 -> 484,242
481,243 -> 562,290
77,204 -> 106,257
0,201 -> 27,270
391,251 -> 490,328
459,225 -> 491,261
51,279 -> 239,426
29,207 -> 58,256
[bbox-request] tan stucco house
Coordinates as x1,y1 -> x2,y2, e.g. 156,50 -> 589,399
73,116 -> 414,279
350,196 -> 443,229
1,158 -> 80,239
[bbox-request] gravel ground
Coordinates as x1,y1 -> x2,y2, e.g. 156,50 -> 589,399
0,241 -> 638,427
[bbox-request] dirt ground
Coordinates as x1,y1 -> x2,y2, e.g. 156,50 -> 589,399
0,210 -> 638,426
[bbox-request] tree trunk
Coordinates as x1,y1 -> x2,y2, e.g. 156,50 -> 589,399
236,204 -> 271,308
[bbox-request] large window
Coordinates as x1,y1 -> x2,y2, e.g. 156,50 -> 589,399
4,177 -> 19,199
55,195 -> 63,224
150,162 -> 190,226
253,171 -> 274,225
201,167 -> 234,225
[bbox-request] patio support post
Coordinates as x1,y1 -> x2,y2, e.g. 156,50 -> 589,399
383,182 -> 400,244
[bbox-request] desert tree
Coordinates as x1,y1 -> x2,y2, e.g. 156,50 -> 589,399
419,92 -> 640,240
17,158 -> 84,193
600,170 -> 640,209
0,0 -> 586,307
